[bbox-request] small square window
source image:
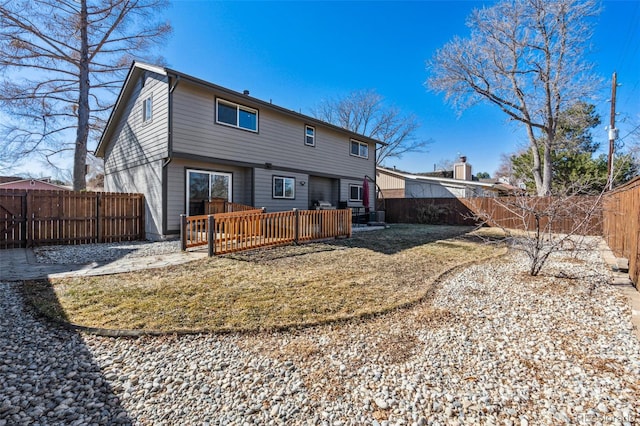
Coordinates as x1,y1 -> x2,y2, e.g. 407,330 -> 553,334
349,184 -> 363,202
350,140 -> 368,159
273,176 -> 295,199
305,125 -> 315,146
143,96 -> 152,122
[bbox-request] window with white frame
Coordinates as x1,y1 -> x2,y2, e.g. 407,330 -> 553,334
349,184 -> 363,202
143,96 -> 152,122
216,98 -> 258,132
305,125 -> 315,146
350,139 -> 368,159
273,176 -> 295,199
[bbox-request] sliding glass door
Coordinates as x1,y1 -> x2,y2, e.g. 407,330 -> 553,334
186,169 -> 232,216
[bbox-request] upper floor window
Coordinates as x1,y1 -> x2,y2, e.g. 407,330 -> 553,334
216,98 -> 258,132
273,176 -> 295,199
349,184 -> 363,202
350,139 -> 368,159
305,125 -> 315,146
143,96 -> 152,122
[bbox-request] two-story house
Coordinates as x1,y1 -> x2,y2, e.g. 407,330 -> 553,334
95,62 -> 380,240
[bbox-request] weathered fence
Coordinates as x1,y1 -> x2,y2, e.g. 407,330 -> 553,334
181,208 -> 352,255
0,189 -> 145,249
384,196 -> 603,235
603,177 -> 640,286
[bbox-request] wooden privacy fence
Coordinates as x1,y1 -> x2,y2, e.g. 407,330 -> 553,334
384,196 -> 603,235
181,208 -> 352,255
0,189 -> 144,249
602,177 -> 640,286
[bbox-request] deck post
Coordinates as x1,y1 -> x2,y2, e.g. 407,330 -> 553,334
180,214 -> 187,251
208,215 -> 215,257
293,208 -> 299,244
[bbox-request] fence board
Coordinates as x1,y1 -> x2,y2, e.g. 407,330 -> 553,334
0,189 -> 144,248
603,177 -> 640,286
384,196 -> 602,235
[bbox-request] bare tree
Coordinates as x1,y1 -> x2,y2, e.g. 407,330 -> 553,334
494,152 -> 518,184
0,0 -> 171,190
311,89 -> 430,165
469,182 -> 605,276
426,0 -> 600,196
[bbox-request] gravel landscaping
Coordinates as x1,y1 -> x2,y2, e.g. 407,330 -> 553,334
33,241 -> 182,265
2,244 -> 639,425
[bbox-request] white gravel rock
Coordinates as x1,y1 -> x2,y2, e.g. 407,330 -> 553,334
33,240 -> 181,264
2,247 -> 639,425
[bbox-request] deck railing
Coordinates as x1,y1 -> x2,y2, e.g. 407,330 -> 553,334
181,208 -> 352,255
205,199 -> 259,215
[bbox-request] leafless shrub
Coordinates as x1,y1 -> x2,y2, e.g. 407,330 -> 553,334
467,183 -> 605,276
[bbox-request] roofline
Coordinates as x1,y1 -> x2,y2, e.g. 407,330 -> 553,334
162,65 -> 385,147
0,178 -> 71,190
376,166 -> 497,189
96,61 -> 386,157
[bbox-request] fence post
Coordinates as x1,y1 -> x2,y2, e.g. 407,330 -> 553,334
21,192 -> 27,248
138,194 -> 145,241
26,190 -> 33,248
208,215 -> 215,257
180,214 -> 187,251
96,193 -> 103,244
293,208 -> 299,244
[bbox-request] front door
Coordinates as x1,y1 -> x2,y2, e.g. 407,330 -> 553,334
186,169 -> 232,216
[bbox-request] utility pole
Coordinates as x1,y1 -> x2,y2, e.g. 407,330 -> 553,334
607,72 -> 618,191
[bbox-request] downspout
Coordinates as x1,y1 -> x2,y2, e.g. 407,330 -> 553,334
162,74 -> 180,236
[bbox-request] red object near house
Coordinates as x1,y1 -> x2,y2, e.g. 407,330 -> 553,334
363,177 -> 370,213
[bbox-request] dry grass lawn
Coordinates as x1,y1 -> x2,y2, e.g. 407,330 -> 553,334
22,225 -> 505,333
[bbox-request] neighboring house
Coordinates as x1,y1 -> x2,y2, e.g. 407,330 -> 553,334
0,177 -> 70,191
95,62 -> 380,240
377,158 -> 507,199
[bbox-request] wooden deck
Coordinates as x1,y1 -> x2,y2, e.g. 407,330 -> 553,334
181,208 -> 352,255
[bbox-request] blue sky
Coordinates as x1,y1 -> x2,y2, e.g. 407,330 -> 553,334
159,0 -> 639,176
6,0 -> 638,179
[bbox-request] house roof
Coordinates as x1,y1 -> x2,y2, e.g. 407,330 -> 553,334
0,178 -> 71,190
0,176 -> 23,184
96,61 -> 385,157
377,166 -> 499,190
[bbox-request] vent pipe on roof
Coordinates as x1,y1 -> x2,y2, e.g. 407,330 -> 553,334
243,90 -> 250,95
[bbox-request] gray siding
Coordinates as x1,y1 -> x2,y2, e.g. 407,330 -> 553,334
171,81 -> 375,180
104,159 -> 164,240
341,179 -> 375,210
165,159 -> 252,233
254,168 -> 308,212
103,72 -> 169,173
